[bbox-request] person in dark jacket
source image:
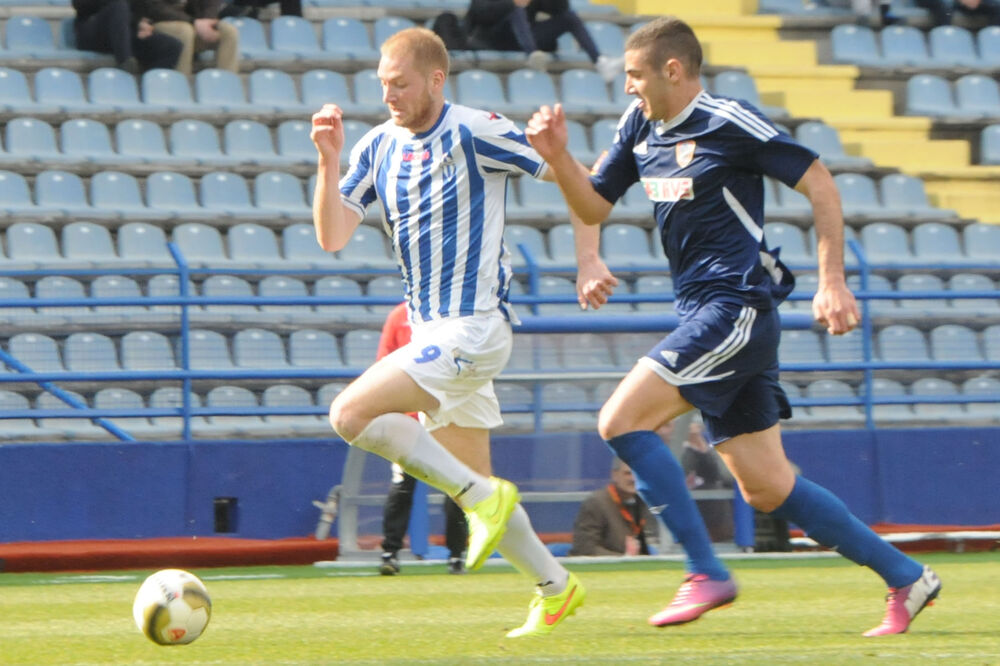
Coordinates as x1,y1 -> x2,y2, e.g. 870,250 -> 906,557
73,0 -> 183,73
132,0 -> 239,74
570,458 -> 657,556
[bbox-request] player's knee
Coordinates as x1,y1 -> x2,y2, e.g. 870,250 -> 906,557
328,397 -> 367,443
739,484 -> 786,513
597,404 -> 628,440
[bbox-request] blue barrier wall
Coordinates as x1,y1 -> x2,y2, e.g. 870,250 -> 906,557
1,427 -> 997,543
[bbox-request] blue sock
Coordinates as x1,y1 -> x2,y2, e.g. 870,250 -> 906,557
770,476 -> 923,588
606,431 -> 730,581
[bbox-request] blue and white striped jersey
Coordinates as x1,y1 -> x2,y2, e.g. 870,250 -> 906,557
590,91 -> 817,317
340,102 -> 546,324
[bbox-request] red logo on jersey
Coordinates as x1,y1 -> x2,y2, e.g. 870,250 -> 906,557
675,140 -> 696,168
642,177 -> 694,202
487,111 -> 501,120
402,148 -> 431,162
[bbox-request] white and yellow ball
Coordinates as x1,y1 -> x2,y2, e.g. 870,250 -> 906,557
132,569 -> 211,645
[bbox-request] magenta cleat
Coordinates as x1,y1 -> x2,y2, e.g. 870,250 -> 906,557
648,573 -> 738,627
863,565 -> 941,637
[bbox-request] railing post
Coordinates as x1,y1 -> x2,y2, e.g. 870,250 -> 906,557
848,239 -> 875,431
168,242 -> 193,441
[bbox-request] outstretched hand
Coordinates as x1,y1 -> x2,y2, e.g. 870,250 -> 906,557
311,104 -> 345,163
812,281 -> 861,335
576,255 -> 619,310
525,103 -> 569,162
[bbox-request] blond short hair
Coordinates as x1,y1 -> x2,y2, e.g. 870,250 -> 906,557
381,27 -> 450,78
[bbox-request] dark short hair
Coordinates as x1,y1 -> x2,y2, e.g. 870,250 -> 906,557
625,16 -> 702,76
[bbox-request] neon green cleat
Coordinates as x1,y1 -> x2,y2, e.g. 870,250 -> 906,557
464,477 -> 519,571
506,572 -> 586,638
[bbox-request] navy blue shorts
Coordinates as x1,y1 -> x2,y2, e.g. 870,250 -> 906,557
638,302 -> 791,446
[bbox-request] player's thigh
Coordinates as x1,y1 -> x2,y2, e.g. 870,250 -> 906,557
430,423 -> 492,477
714,424 -> 796,511
330,357 -> 439,422
599,362 -> 693,439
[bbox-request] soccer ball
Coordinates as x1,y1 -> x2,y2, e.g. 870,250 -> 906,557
132,569 -> 212,645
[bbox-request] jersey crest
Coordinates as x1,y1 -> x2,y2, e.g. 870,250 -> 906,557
675,140 -> 696,167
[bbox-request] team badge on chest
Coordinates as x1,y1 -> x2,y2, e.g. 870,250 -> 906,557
675,140 -> 696,168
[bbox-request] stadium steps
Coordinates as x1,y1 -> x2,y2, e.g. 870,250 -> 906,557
600,0 -> 759,15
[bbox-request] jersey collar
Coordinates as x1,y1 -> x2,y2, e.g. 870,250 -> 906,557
655,90 -> 706,136
411,102 -> 450,140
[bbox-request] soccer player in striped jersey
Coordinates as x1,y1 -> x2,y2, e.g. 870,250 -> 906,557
525,16 -> 940,637
311,27 -> 598,637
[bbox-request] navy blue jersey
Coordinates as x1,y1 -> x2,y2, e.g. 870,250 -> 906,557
590,91 -> 817,317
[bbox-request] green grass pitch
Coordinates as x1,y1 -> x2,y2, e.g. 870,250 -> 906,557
1,552 -> 997,665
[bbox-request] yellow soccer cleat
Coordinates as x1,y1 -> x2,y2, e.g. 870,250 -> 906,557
506,572 -> 586,638
464,476 -> 519,570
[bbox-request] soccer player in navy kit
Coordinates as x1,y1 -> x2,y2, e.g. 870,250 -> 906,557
527,16 -> 941,636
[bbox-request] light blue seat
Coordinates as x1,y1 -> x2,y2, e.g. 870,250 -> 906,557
61,221 -> 120,267
365,274 -> 404,319
512,178 -> 567,222
6,221 -> 66,268
372,16 -> 415,47
322,17 -> 378,61
764,222 -> 812,268
60,118 -> 125,166
149,385 -> 208,433
878,324 -> 929,362
289,328 -> 343,368
63,332 -> 120,372
880,25 -> 931,66
868,377 -> 913,423
847,272 -> 896,315
985,325 -> 1000,360
504,224 -> 551,269
560,69 -> 619,115
712,70 -> 787,118
633,274 -> 672,313
930,323 -> 982,362
507,68 -> 559,117
146,171 -> 213,220
342,328 -> 380,367
962,222 -> 1000,264
982,124 -> 1000,165
586,20 -> 625,54
905,74 -> 957,117
860,222 -> 913,265
5,16 -> 60,57
455,69 -> 511,114
117,221 -> 173,267
0,276 -> 42,325
775,181 -> 812,216
824,327 -> 865,363
90,274 -> 151,326
262,384 -> 325,434
879,173 -> 951,219
36,169 -> 115,219
141,69 -> 200,113
563,118 -> 596,167
928,25 -> 979,67
188,329 -> 235,370
93,387 -> 171,439
301,69 -> 354,112
168,118 -> 232,167
148,273 -> 191,323
955,74 -> 1000,118
0,170 -> 40,218
337,224 -> 393,269
282,222 -> 340,269
0,388 -> 56,442
87,67 -> 146,113
35,275 -> 94,321
0,67 -> 53,114
34,67 -> 94,113
249,69 -> 308,113
224,119 -> 291,167
227,222 -> 285,269
35,390 -> 109,440
948,272 -> 998,311
779,329 -> 824,366
258,276 -> 316,326
116,119 -> 190,166
233,328 -> 289,369
978,25 -> 1000,67
794,121 -> 873,170
911,377 -> 964,420
313,275 -> 363,321
540,382 -> 595,431
963,376 -> 1000,420
271,15 -> 324,59
493,382 -> 535,433
545,223 -> 576,266
560,332 -> 619,370
316,382 -> 349,408
601,222 -> 653,268
197,275 -> 257,324
254,171 -> 311,220
276,119 -> 315,165
199,171 -> 261,219
534,275 -> 579,315
895,273 -> 949,316
910,222 -> 965,264
194,68 -> 256,114
352,69 -> 386,116
224,16 -> 285,61
171,222 -> 228,267
830,24 -> 882,66
805,379 -> 863,422
121,330 -> 177,370
9,332 -> 64,372
6,117 -> 72,165
554,31 -> 590,65
834,173 -> 882,217
203,385 -> 265,437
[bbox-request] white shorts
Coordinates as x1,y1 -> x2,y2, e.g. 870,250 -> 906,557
383,313 -> 513,431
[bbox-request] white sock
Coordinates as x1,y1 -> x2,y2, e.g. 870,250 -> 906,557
497,505 -> 568,595
352,413 -> 492,505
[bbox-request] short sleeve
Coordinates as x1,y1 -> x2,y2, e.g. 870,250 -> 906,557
339,131 -> 381,218
472,113 -> 547,178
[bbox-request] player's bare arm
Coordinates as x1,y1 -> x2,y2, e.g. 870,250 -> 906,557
526,103 -> 614,226
311,103 -> 362,252
795,159 -> 861,335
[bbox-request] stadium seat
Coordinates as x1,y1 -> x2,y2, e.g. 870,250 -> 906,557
911,377 -> 964,420
61,221 -> 120,268
168,118 -> 232,167
36,170 -> 116,220
87,67 -> 145,113
199,171 -> 261,219
352,69 -> 387,116
895,273 -> 949,316
6,221 -> 65,268
962,376 -> 1000,420
586,19 -> 625,54
984,325 -> 1000,360
507,69 -> 560,119
978,25 -> 1000,67
227,222 -> 285,270
633,275 -> 673,313
5,16 -> 60,57
336,225 -> 394,269
834,173 -> 882,218
141,68 -> 200,113
188,329 -> 235,369
512,178 -> 568,222
905,74 -> 957,117
774,181 -> 812,216
5,117 -> 71,165
878,324 -> 929,362
560,332 -> 619,370
930,324 -> 983,362
982,124 -> 1000,165
301,69 -> 354,113
224,16 -> 284,61
254,171 -> 311,220
560,69 -> 619,115
282,222 -> 341,269
948,272 -> 998,311
116,119 -> 188,166
116,221 -> 174,267
262,384 -> 325,434
342,328 -> 380,367
146,273 -> 191,323
534,275 -> 580,315
34,67 -> 93,113
9,331 -> 64,372
258,276 -> 312,326
779,329 -> 825,366
865,377 -> 911,422
860,222 -> 913,265
271,15 -> 324,59
712,70 -> 787,118
147,171 -> 215,221
794,121 -> 873,171
93,387 -> 173,439
493,382 -> 536,433
601,223 -> 654,268
0,388 -> 58,442
121,330 -> 177,370
275,120 -> 316,165
195,68 -> 256,114
90,274 -> 148,326
824,327 -> 866,364
0,67 -> 53,115
846,272 -> 894,316
372,16 -> 415,46
313,276 -> 364,321
365,274 -> 404,320
504,224 -> 552,269
830,24 -> 883,66
928,25 -> 979,67
60,118 -> 122,165
0,276 -> 41,326
911,222 -> 965,264
149,385 -> 208,433
764,222 -> 812,267
63,331 -> 120,372
233,328 -> 289,369
455,69 -> 511,114
224,119 -> 290,166
203,385 -> 266,437
248,69 -> 308,114
35,390 -> 111,440
0,170 -> 40,219
880,25 -> 932,66
321,17 -> 379,61
171,222 -> 228,267
540,382 -> 595,431
197,274 -> 256,324
879,173 -> 950,219
805,379 -> 863,422
962,223 -> 1000,264
316,382 -> 348,408
289,328 -> 344,368
35,274 -> 94,322
954,74 -> 1000,118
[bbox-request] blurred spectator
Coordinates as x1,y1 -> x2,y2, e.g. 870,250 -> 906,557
133,0 -> 240,74
915,0 -> 1000,25
846,0 -> 900,25
376,303 -> 469,576
218,0 -> 301,19
464,0 -> 624,81
569,458 -> 657,556
73,0 -> 183,73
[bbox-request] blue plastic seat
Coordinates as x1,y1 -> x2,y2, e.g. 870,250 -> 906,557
337,225 -> 394,269
203,385 -> 265,437
372,16 -> 415,47
5,16 -> 60,57
879,173 -> 950,219
0,174 -> 37,224
895,273 -> 949,316
6,221 -> 65,268
141,69 -> 200,113
224,119 -> 289,166
35,274 -> 94,321
962,223 -> 1000,264
199,171 -> 261,219
905,74 -> 957,117
963,375 -> 1000,419
61,221 -> 120,267
930,324 -> 983,362
365,274 -> 404,319
911,222 -> 965,264
794,121 -> 873,170
262,384 -> 325,434
0,388 -> 55,442
275,119 -> 315,165
352,69 -> 387,115
955,74 -> 1000,118
313,275 -> 363,321
194,68 -> 255,114
116,119 -> 189,166
561,332 -> 619,370
6,117 -> 72,165
148,385 -> 208,433
834,173 -> 882,217
35,390 -> 109,440
805,379 -> 863,422
93,387 -> 173,439
779,329 -> 824,366
301,69 -> 354,112
830,24 -> 882,66
63,332 -> 121,372
877,324 -> 929,362
92,172 -> 162,222
928,25 -> 979,67
847,273 -> 896,316
147,274 -> 191,323
504,224 -> 551,269
282,222 -> 340,269
911,377 -> 964,420
540,382 -> 595,431
198,275 -> 257,324
601,223 -> 653,268
533,275 -> 579,316
233,328 -> 289,369
289,328 -> 344,367
9,332 -> 64,372
860,222 -> 913,264
146,171 -> 213,220
168,118 -> 232,167
36,169 -> 115,220
633,275 -> 673,313
271,15 -> 324,59
60,118 -> 123,166
254,171 -> 311,220
764,222 -> 812,268
0,276 -> 40,325
824,327 -> 865,363
249,69 -> 308,113
982,124 -> 1000,165
948,272 -> 998,311
224,16 -> 286,61
257,276 -> 314,326
117,221 -> 173,267
507,68 -> 559,116
228,222 -> 284,269
87,67 -> 146,112
560,69 -> 619,115
880,25 -> 931,66
90,274 -> 150,326
985,325 -> 1000,360
342,328 -> 381,367
188,329 -> 235,369
455,69 -> 511,114
978,25 -> 1000,67
512,178 -> 568,222
321,17 -> 378,61
586,20 -> 625,54
0,67 -> 52,114
171,222 -> 228,267
34,67 -> 94,113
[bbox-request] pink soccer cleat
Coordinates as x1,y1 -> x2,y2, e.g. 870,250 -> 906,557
863,565 -> 941,637
648,574 -> 738,627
